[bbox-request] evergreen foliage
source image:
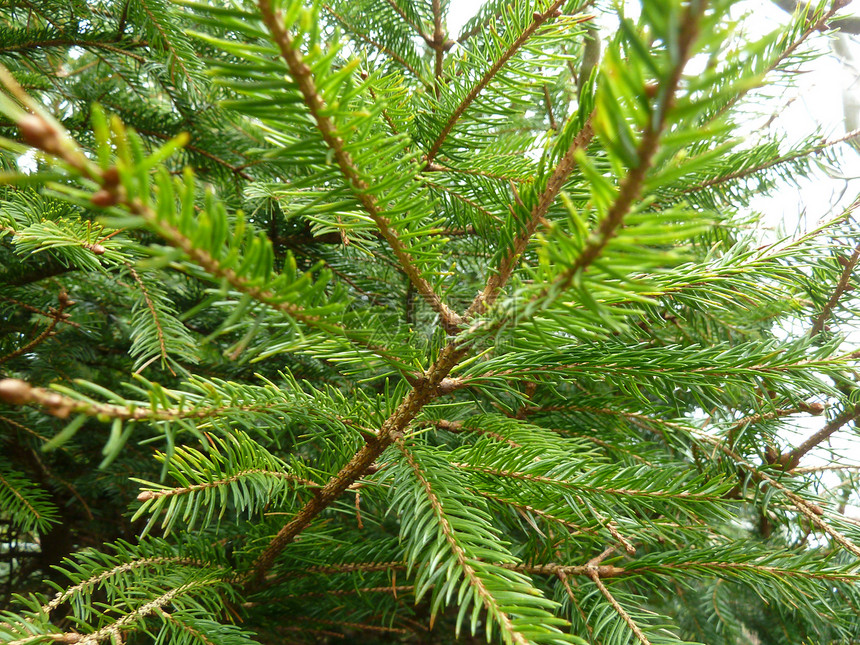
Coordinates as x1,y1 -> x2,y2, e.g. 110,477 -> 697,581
0,0 -> 859,643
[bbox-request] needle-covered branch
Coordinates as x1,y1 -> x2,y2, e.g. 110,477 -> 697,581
257,0 -> 462,335
2,0 -> 860,643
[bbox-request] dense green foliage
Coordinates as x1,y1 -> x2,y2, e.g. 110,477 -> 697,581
1,0 -> 860,643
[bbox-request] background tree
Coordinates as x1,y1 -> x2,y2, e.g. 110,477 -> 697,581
1,0 -> 860,644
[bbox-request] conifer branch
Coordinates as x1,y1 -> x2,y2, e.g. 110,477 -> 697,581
419,178 -> 499,222
767,238 -> 860,470
423,1 -> 573,166
466,117 -> 595,317
247,343 -> 467,587
551,2 -> 704,295
41,556 -> 210,615
792,463 -> 860,474
136,0 -> 194,87
127,266 -> 172,376
477,489 -> 594,534
687,128 -> 860,196
693,430 -> 860,559
0,471 -> 42,526
456,8 -> 503,44
453,462 -> 724,502
257,0 -> 462,335
74,581 -> 204,645
0,379 -> 287,421
2,1 -> 858,641
543,83 -> 558,131
780,402 -> 860,471
133,127 -> 254,180
415,418 -> 517,445
431,0 -> 446,90
396,439 -> 532,645
0,37 -> 148,62
136,469 -> 320,503
296,559 -> 628,580
381,0 -> 430,44
711,0 -> 848,120
281,584 -> 415,599
0,289 -> 72,366
0,257 -> 76,286
322,4 -> 429,85
809,241 -> 860,336
774,0 -> 860,32
423,162 -> 528,182
125,199 -> 402,366
0,295 -> 81,328
154,609 -> 216,645
296,617 -> 411,635
629,560 -> 860,582
587,566 -> 652,645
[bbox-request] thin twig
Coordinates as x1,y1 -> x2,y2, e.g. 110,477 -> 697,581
810,241 -> 860,336
0,290 -> 72,366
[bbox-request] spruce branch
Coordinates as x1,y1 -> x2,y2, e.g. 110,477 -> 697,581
0,37 -> 148,62
381,0 -> 431,44
322,4 -> 429,86
0,295 -> 81,329
766,237 -> 860,470
453,462 -> 725,503
123,198 -> 403,367
431,0 -> 445,89
711,0 -> 849,121
127,266 -> 172,376
542,83 -> 558,131
294,617 -> 411,636
686,129 -> 860,196
132,126 -> 254,180
2,1 -> 859,642
550,1 -> 704,296
285,559 -> 627,581
780,402 -> 860,471
628,560 -> 860,583
477,489 -> 596,535
693,430 -> 860,559
41,556 -> 210,615
73,581 -> 204,645
809,240 -> 860,336
588,568 -> 651,645
465,116 -> 595,318
423,1 -> 577,167
423,162 -> 529,182
396,439 -> 533,645
773,0 -> 859,36
136,0 -> 196,88
135,469 -> 320,503
415,418 -> 518,445
257,0 -> 462,335
0,289 -> 72,367
0,378 -> 266,421
0,257 -> 76,286
246,342 -> 467,587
